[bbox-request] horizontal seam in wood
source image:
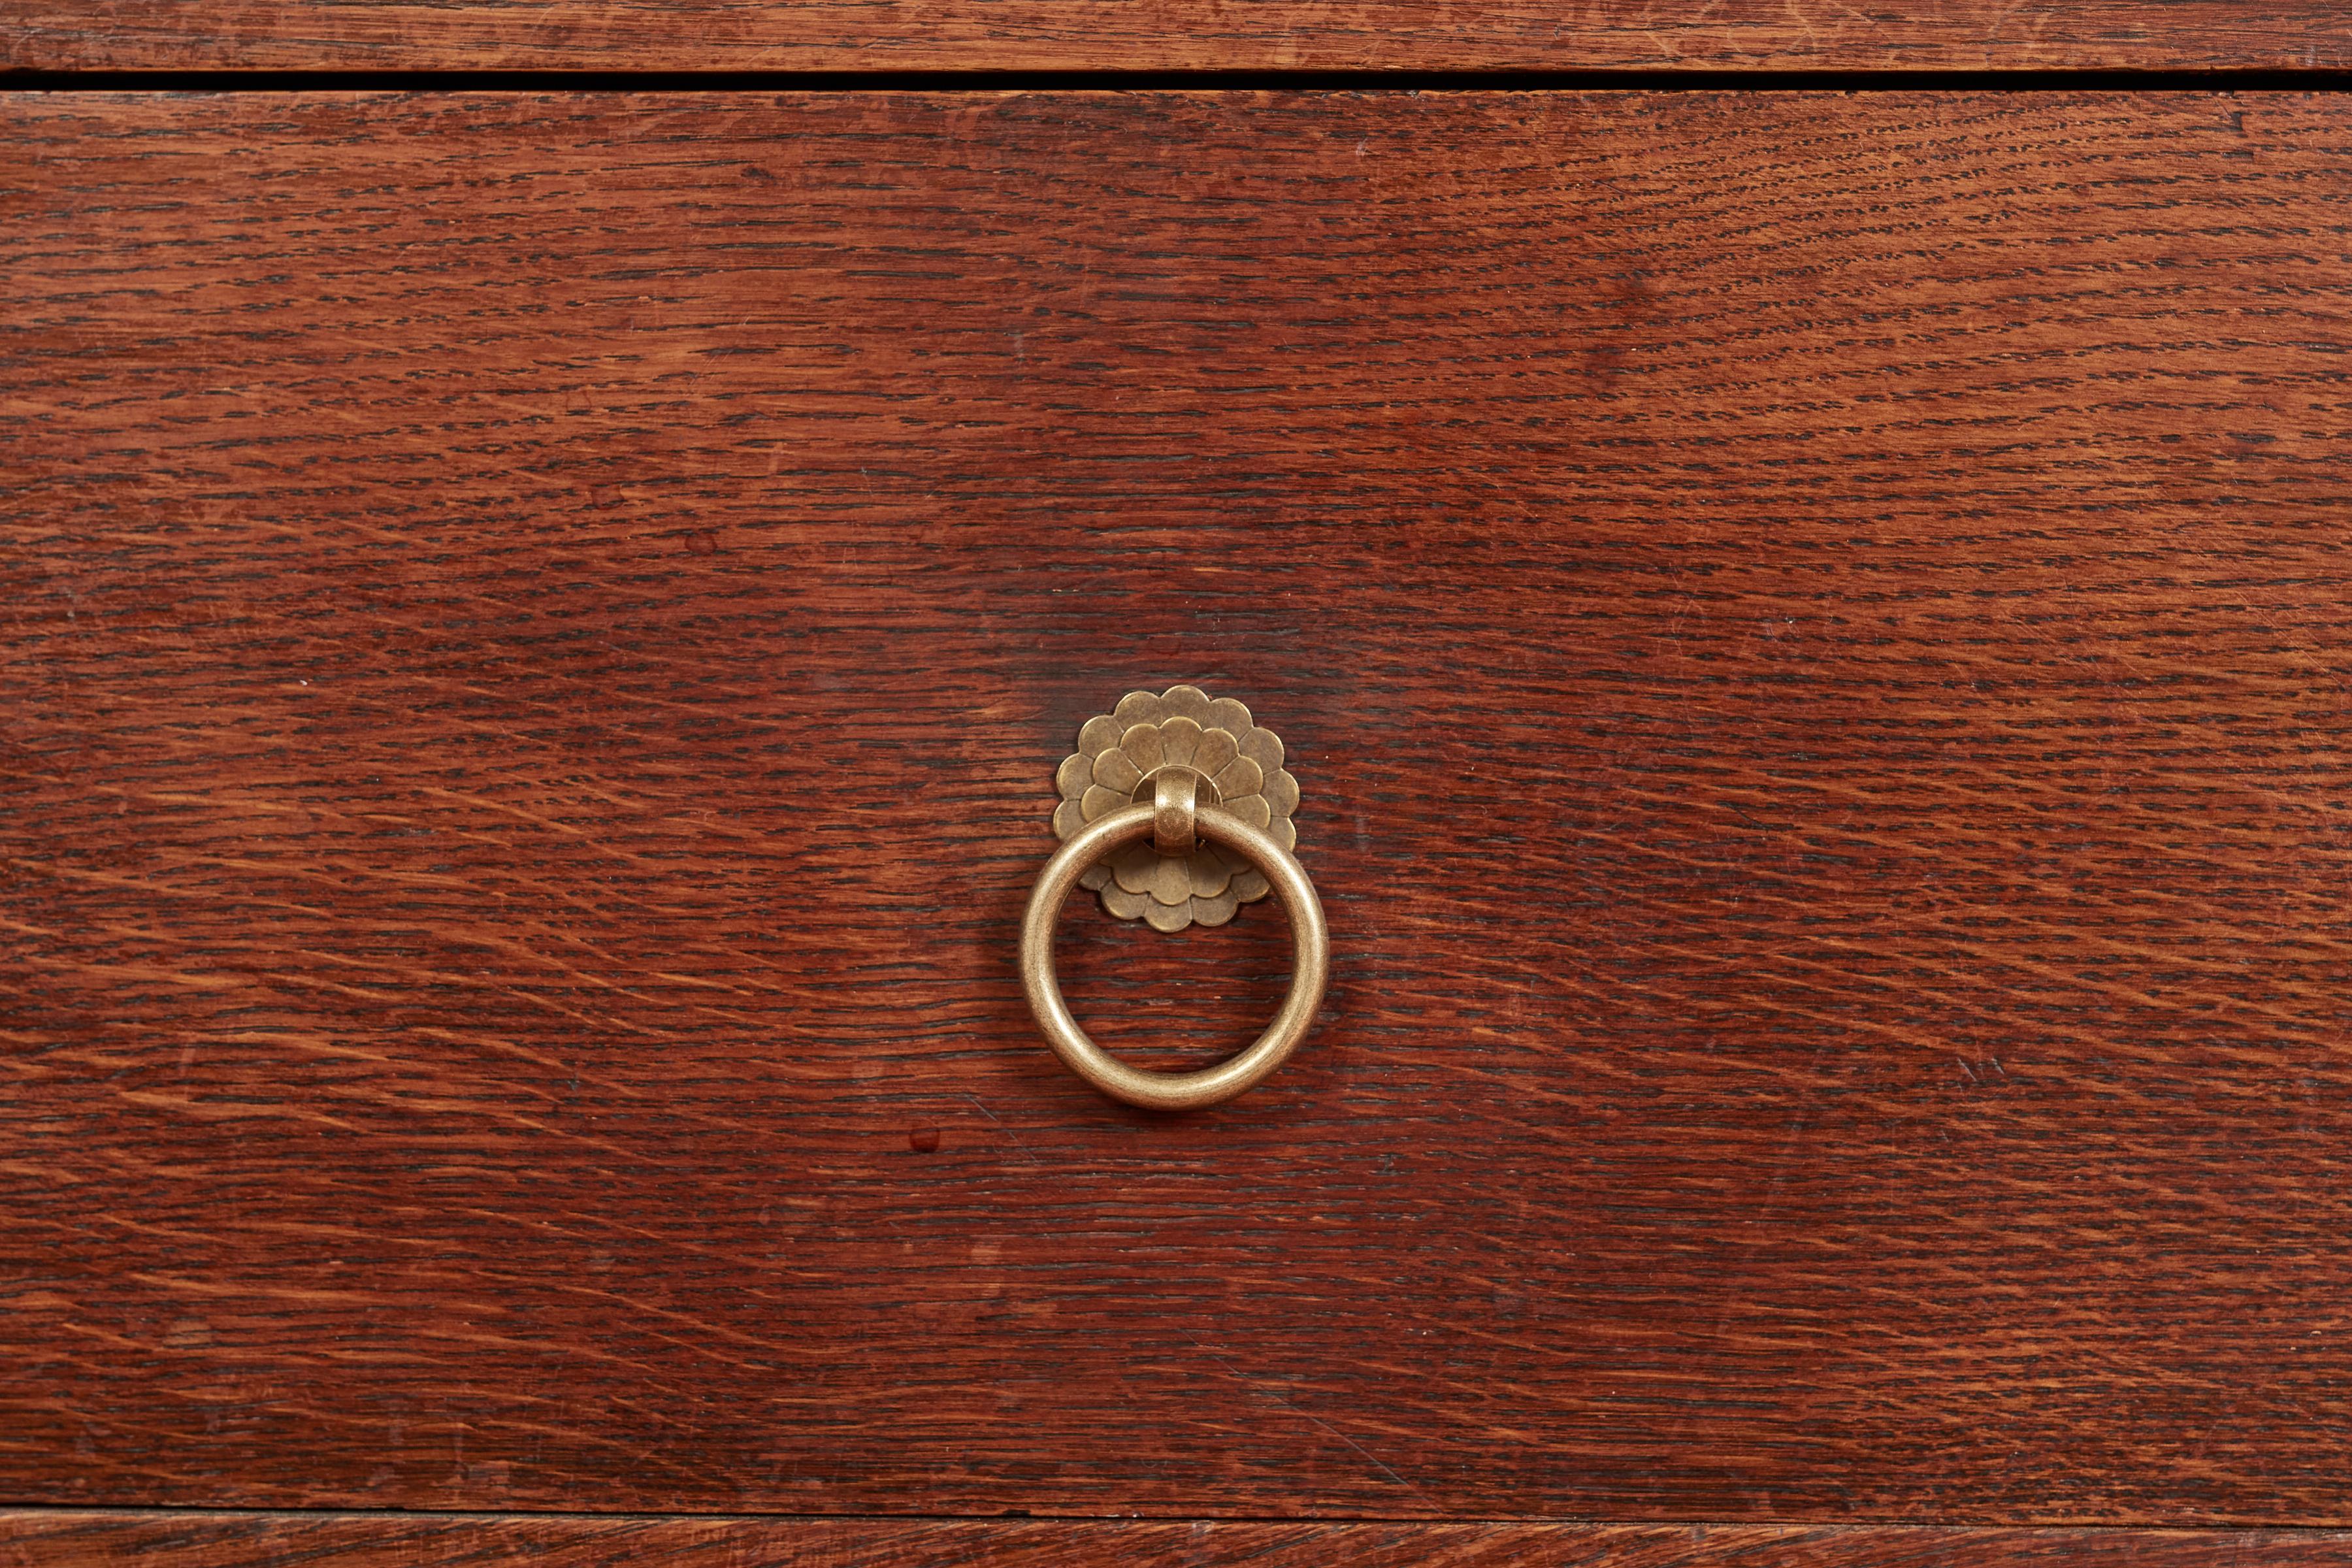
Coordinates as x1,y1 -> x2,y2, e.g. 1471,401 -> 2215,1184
3,1507 -> 2350,1533
4,66 -> 2352,92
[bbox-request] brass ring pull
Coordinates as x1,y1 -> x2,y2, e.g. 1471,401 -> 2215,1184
1021,802 -> 1329,1111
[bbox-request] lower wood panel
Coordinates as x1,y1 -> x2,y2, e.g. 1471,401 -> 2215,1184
7,0 -> 2351,71
3,1514 -> 2351,1567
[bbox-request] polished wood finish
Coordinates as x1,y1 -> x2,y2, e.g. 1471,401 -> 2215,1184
1,1 -> 2347,71
7,1514 -> 2352,1566
7,90 -> 2352,1524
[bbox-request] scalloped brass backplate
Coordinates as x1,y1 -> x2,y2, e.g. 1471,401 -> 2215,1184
1050,685 -> 1301,932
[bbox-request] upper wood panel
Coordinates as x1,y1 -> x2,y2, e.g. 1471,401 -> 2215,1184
8,1514 -> 2352,1567
5,91 -> 2352,1523
1,1 -> 2349,70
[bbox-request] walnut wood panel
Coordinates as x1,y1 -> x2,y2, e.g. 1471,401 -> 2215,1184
8,1514 -> 2352,1567
5,91 -> 2352,1523
3,1 -> 2349,71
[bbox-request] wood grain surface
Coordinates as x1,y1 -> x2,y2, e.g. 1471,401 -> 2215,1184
6,91 -> 2352,1524
8,1513 -> 2352,1567
4,0 -> 2351,72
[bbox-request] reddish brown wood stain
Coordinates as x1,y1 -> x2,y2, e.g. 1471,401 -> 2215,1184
5,91 -> 2352,1524
1,0 -> 2346,70
7,1514 -> 2352,1566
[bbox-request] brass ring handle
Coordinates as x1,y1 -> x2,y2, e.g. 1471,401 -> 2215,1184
1021,802 -> 1330,1111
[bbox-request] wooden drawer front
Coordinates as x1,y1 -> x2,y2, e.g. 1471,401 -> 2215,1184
5,91 -> 2350,1523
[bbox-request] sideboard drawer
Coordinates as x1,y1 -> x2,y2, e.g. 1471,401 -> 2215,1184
5,90 -> 2350,1524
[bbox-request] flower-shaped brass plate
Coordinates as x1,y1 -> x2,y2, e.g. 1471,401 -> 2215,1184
1051,685 -> 1301,932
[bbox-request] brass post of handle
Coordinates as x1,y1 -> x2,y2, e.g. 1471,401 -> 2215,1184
1021,685 -> 1328,1110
